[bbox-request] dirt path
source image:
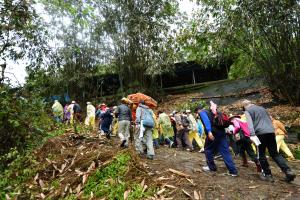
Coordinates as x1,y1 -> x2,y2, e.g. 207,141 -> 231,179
22,132 -> 300,199
143,146 -> 300,200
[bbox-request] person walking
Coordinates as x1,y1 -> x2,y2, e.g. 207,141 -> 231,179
196,115 -> 205,152
271,117 -> 295,161
174,111 -> 193,151
100,108 -> 113,139
51,100 -> 63,123
67,101 -> 75,124
195,104 -> 238,177
186,110 -> 204,152
73,101 -> 82,123
230,115 -> 262,172
116,98 -> 132,147
63,103 -> 71,124
242,99 -> 296,182
84,102 -> 96,128
135,100 -> 155,160
158,111 -> 174,147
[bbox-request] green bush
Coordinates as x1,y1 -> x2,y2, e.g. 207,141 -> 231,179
0,86 -> 56,169
175,99 -> 207,113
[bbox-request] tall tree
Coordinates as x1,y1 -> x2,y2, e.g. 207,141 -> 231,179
0,0 -> 47,84
39,0 -> 180,97
196,0 -> 300,105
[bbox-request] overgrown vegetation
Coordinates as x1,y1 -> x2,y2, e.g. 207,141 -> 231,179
175,99 -> 207,112
193,0 -> 300,105
0,125 -> 67,199
0,86 -> 52,157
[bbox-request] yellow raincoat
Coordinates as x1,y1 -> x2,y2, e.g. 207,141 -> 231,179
85,103 -> 96,127
158,113 -> 174,138
52,100 -> 63,118
152,113 -> 159,140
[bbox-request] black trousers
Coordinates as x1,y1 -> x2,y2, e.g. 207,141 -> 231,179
176,128 -> 193,149
237,137 -> 258,163
257,133 -> 290,175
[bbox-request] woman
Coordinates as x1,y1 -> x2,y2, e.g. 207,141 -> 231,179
230,115 -> 261,172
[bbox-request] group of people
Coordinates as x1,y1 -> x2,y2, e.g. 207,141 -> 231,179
51,98 -> 297,183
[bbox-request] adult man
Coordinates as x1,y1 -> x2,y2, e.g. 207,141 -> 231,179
195,105 -> 238,176
242,99 -> 296,182
51,100 -> 63,122
174,111 -> 193,151
116,98 -> 132,147
135,100 -> 155,160
84,102 -> 96,128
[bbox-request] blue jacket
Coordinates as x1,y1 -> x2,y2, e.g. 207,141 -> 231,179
199,111 -> 212,134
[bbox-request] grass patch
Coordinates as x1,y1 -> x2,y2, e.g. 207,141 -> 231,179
82,153 -> 153,200
294,147 -> 300,160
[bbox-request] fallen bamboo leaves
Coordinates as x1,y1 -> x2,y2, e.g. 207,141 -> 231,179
168,168 -> 190,178
194,190 -> 200,200
182,189 -> 192,198
124,189 -> 131,200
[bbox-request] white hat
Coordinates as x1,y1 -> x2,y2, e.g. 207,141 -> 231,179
186,109 -> 191,113
87,102 -> 91,105
71,100 -> 76,104
241,99 -> 252,107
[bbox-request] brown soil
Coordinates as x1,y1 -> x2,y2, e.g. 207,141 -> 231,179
24,131 -> 155,199
141,146 -> 300,200
158,87 -> 300,126
22,129 -> 300,200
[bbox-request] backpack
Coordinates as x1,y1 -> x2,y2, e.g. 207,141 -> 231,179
142,109 -> 155,128
181,115 -> 190,127
73,103 -> 82,113
214,112 -> 231,128
204,110 -> 230,128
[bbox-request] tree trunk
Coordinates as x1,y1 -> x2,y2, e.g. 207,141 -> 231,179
0,63 -> 6,84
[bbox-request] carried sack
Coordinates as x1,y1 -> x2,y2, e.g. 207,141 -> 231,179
142,109 -> 155,128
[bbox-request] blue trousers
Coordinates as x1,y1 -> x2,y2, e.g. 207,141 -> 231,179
204,133 -> 237,174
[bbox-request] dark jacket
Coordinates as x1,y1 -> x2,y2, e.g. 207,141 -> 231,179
116,104 -> 132,121
100,110 -> 113,132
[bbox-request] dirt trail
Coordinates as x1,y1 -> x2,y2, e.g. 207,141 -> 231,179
143,146 -> 300,200
23,131 -> 300,200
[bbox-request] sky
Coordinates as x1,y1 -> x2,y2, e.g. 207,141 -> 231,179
4,0 -> 197,86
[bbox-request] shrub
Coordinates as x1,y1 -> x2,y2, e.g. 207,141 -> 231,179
0,86 -> 54,169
